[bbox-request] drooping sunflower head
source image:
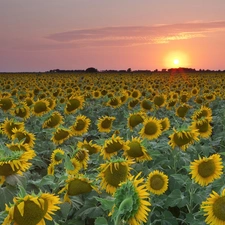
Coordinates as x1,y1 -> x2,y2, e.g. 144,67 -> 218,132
168,127 -> 199,151
140,99 -> 153,111
1,118 -> 25,139
146,170 -> 169,195
175,103 -> 191,119
77,140 -> 101,155
153,94 -> 166,107
51,127 -> 72,145
11,103 -> 30,120
42,111 -> 64,128
128,99 -> 140,109
0,149 -> 35,185
124,137 -> 152,162
70,115 -> 91,136
98,158 -> 134,194
50,148 -> 65,165
97,116 -> 116,133
191,105 -> 212,122
0,96 -> 15,112
159,117 -> 170,132
166,99 -> 177,109
6,142 -> 33,153
201,189 -> 225,225
190,118 -> 212,138
111,173 -> 151,225
139,117 -> 162,140
59,174 -> 98,202
73,149 -> 90,169
32,99 -> 51,117
190,153 -> 223,186
101,135 -> 129,160
127,112 -> 145,130
64,95 -> 84,114
106,97 -> 122,108
2,192 -> 61,225
11,128 -> 36,148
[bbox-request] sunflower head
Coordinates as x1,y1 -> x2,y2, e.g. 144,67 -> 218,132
127,112 -> 145,130
168,127 -> 199,151
64,95 -> 84,114
201,189 -> 225,225
101,135 -> 129,160
190,118 -> 212,138
42,111 -> 64,128
146,170 -> 169,195
153,94 -> 166,107
139,117 -> 162,140
77,140 -> 101,155
190,153 -> 223,186
128,99 -> 139,109
50,148 -> 65,165
111,173 -> 151,225
107,97 -> 121,108
3,191 -> 61,225
98,158 -> 133,194
176,103 -> 191,119
11,103 -> 30,120
0,97 -> 15,111
191,105 -> 212,122
124,137 -> 152,162
59,174 -> 98,202
1,118 -> 25,139
70,115 -> 91,136
51,127 -> 72,145
32,99 -> 51,116
97,116 -> 116,133
159,117 -> 170,132
73,149 -> 90,169
140,99 -> 153,111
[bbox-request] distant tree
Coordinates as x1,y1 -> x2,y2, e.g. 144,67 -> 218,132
127,68 -> 132,72
86,67 -> 98,73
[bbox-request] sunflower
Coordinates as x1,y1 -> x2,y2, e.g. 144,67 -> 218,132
191,105 -> 212,122
0,96 -> 15,112
101,135 -> 129,160
11,128 -> 36,148
139,117 -> 162,140
159,117 -> 170,132
201,189 -> 225,225
42,111 -> 64,129
2,192 -> 61,225
175,103 -> 191,119
77,140 -> 101,155
64,95 -> 84,114
98,158 -> 133,194
190,118 -> 212,138
66,158 -> 82,175
32,99 -> 51,116
1,118 -> 25,139
73,149 -> 89,169
110,172 -> 151,225
166,99 -> 177,109
0,150 -> 35,185
140,99 -> 153,111
127,112 -> 145,130
190,154 -> 223,186
124,137 -> 152,162
6,143 -> 33,152
153,94 -> 166,107
128,99 -> 139,109
131,89 -> 142,99
70,115 -> 91,136
107,97 -> 121,108
146,170 -> 169,195
168,127 -> 199,151
97,116 -> 116,133
50,148 -> 65,165
24,97 -> 34,107
59,174 -> 98,202
51,127 -> 72,145
92,90 -> 101,98
45,97 -> 56,110
11,103 -> 30,120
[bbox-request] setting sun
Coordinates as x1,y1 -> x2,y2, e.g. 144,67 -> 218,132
173,59 -> 179,66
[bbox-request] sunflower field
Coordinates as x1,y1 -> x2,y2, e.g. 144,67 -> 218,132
0,71 -> 225,225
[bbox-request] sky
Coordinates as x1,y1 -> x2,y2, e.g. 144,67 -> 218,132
1,0 -> 225,72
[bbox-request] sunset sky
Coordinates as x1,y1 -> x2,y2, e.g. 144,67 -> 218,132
1,0 -> 225,72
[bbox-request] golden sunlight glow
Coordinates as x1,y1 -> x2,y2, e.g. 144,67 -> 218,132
173,59 -> 179,65
164,51 -> 190,68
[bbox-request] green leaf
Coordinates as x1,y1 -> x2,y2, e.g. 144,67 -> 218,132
94,196 -> 115,211
95,217 -> 108,225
